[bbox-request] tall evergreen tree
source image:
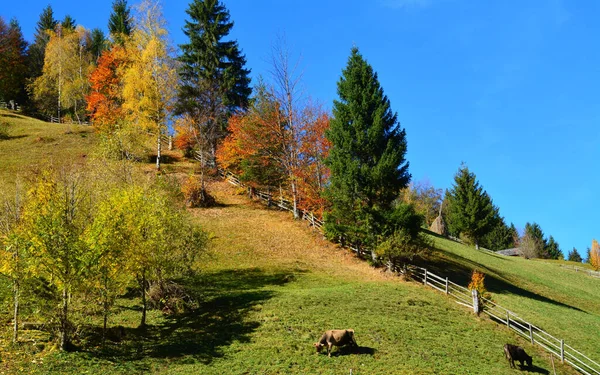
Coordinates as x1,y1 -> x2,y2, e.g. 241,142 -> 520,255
108,0 -> 133,45
446,165 -> 495,249
544,235 -> 562,259
28,5 -> 58,81
568,247 -> 583,263
481,215 -> 515,251
523,222 -> 546,257
88,28 -> 107,60
177,0 -> 251,165
324,47 -> 410,249
0,18 -> 29,107
61,15 -> 76,32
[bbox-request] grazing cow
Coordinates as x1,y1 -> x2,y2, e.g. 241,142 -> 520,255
504,343 -> 533,368
314,329 -> 357,357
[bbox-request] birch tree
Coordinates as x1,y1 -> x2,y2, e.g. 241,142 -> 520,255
122,0 -> 176,170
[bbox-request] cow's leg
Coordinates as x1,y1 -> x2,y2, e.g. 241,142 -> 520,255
327,342 -> 333,357
510,359 -> 515,369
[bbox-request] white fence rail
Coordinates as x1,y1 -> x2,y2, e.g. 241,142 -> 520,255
559,265 -> 600,279
408,266 -> 600,375
218,168 -> 600,375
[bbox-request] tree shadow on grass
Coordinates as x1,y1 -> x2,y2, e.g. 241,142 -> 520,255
88,268 -> 300,366
413,248 -> 586,313
519,364 -> 549,374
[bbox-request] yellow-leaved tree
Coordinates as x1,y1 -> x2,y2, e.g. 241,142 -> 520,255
122,0 -> 176,170
590,239 -> 600,270
31,25 -> 94,123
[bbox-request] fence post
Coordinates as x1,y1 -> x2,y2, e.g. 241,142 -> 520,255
529,323 -> 534,345
560,340 -> 564,363
472,289 -> 480,314
506,311 -> 510,328
424,269 -> 428,286
445,277 -> 449,295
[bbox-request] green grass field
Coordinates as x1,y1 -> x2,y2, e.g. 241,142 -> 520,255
0,111 -> 588,374
417,234 -> 600,362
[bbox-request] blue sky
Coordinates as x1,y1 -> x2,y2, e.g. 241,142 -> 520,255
2,0 -> 599,257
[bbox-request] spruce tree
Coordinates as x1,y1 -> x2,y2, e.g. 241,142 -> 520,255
88,28 -> 107,60
524,222 -> 546,257
177,0 -> 251,165
108,0 -> 133,45
544,235 -> 562,259
28,5 -> 58,80
324,47 -> 410,249
446,165 -> 495,249
0,18 -> 28,106
568,247 -> 583,263
61,15 -> 76,32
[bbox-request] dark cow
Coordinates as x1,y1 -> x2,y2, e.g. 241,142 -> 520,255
314,329 -> 357,357
504,343 -> 533,368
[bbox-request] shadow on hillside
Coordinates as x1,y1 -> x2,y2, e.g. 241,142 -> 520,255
0,134 -> 27,141
0,113 -> 22,119
87,268 -> 299,366
414,248 -> 586,313
520,364 -> 549,374
332,346 -> 376,357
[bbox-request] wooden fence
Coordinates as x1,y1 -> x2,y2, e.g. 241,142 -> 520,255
559,265 -> 600,279
219,169 -> 599,375
409,265 -> 600,375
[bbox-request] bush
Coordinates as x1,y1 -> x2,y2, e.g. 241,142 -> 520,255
181,175 -> 216,208
147,280 -> 197,315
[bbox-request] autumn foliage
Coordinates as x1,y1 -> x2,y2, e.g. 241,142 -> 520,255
590,239 -> 600,270
86,46 -> 128,133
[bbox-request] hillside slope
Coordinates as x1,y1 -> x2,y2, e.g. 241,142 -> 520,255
420,234 -> 600,362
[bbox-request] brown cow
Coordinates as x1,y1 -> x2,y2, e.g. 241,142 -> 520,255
314,329 -> 357,357
504,343 -> 533,368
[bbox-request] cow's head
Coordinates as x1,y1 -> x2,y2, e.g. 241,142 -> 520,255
314,342 -> 324,353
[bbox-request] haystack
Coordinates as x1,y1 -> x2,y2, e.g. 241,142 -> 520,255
429,214 -> 446,235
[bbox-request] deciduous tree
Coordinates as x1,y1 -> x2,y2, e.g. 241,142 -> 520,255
122,0 -> 176,170
590,239 -> 600,271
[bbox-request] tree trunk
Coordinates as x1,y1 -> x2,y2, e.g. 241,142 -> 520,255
60,286 -> 69,350
475,240 -> 480,250
291,178 -> 299,219
139,272 -> 147,328
12,278 -> 19,344
156,133 -> 162,170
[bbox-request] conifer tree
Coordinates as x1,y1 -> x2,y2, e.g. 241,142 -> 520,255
567,247 -> 582,263
0,18 -> 28,107
28,5 -> 58,81
88,28 -> 107,60
108,0 -> 133,45
324,47 -> 410,249
61,15 -> 76,32
544,235 -> 562,259
177,0 -> 251,166
446,165 -> 495,249
522,222 -> 546,258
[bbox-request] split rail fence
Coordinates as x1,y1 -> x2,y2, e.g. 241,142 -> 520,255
219,169 -> 600,375
559,265 -> 600,279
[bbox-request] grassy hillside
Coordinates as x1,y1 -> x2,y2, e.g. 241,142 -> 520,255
2,181 -> 576,374
419,234 -> 600,362
0,110 -> 96,191
0,111 -> 585,374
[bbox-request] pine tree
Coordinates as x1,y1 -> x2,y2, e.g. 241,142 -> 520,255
446,165 -> 495,249
108,0 -> 133,45
61,15 -> 76,32
567,247 -> 583,263
0,18 -> 28,107
523,222 -> 546,258
88,28 -> 107,60
544,235 -> 562,259
324,47 -> 410,249
28,5 -> 58,81
177,0 -> 251,166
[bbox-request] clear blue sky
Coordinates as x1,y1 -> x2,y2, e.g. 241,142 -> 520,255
3,0 -> 599,257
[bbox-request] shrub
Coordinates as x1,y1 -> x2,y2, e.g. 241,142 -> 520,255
468,270 -> 491,308
147,280 -> 197,315
181,175 -> 215,208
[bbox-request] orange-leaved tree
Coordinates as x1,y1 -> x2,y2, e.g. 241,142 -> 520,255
86,45 -> 128,134
296,105 -> 330,216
